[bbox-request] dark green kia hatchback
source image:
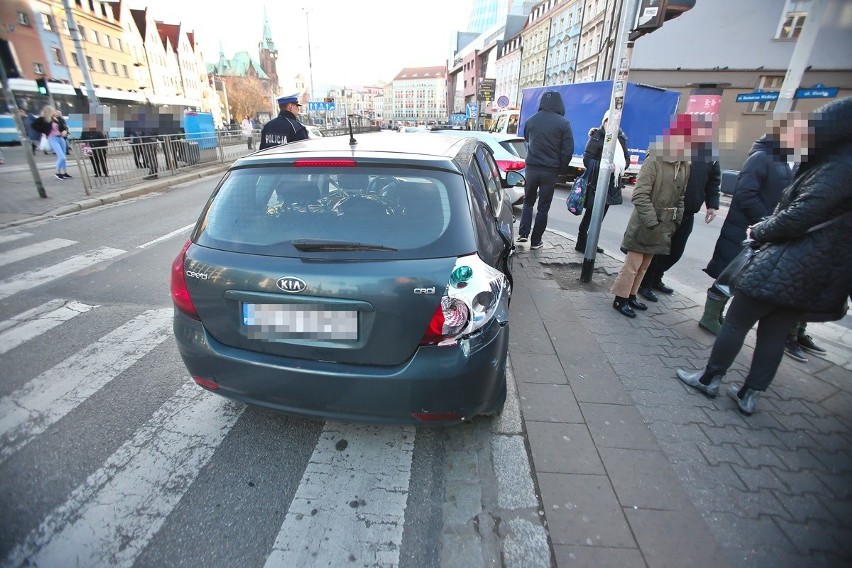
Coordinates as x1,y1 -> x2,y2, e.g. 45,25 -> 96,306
171,132 -> 521,424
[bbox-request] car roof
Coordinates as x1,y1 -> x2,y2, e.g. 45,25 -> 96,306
230,131 -> 478,170
427,129 -> 523,143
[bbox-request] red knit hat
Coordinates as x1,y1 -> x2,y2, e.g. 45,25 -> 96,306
665,113 -> 693,136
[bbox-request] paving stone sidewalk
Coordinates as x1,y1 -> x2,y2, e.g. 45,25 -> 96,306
509,229 -> 852,567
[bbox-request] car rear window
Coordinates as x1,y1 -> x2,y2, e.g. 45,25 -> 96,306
195,166 -> 475,258
500,139 -> 527,160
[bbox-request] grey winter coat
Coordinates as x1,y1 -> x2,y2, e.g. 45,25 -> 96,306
621,153 -> 690,255
736,96 -> 852,322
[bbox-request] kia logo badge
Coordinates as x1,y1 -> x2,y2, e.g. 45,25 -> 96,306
277,277 -> 307,293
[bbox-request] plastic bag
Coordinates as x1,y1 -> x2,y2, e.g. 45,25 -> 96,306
39,135 -> 51,153
80,143 -> 93,157
566,175 -> 587,216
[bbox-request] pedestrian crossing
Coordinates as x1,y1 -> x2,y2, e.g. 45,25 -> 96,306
0,230 -> 547,567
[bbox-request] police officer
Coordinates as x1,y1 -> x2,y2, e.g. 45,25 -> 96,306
259,93 -> 309,149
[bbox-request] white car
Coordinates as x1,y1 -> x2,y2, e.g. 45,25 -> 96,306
306,125 -> 324,138
422,129 -> 527,205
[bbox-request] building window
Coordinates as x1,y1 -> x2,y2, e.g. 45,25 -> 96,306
751,75 -> 784,112
115,37 -> 122,52
86,56 -> 94,70
34,62 -> 45,74
78,25 -> 86,41
91,29 -> 99,44
40,13 -> 55,31
62,20 -> 69,34
112,62 -> 119,74
17,12 -> 30,26
777,0 -> 810,39
71,52 -> 79,67
50,47 -> 64,65
100,59 -> 107,73
122,64 -> 129,77
103,34 -> 111,48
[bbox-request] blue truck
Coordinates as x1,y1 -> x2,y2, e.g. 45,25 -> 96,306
518,80 -> 681,182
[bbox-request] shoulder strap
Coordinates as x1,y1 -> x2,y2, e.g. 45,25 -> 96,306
807,208 -> 852,234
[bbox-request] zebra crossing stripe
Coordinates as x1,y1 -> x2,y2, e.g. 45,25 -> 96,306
0,246 -> 125,300
0,238 -> 76,267
265,423 -> 415,568
0,308 -> 172,464
0,300 -> 96,355
4,382 -> 244,568
0,232 -> 32,245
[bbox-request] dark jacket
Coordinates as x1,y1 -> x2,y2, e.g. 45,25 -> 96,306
22,113 -> 40,142
683,158 -> 721,215
704,135 -> 793,278
583,126 -> 629,206
80,130 -> 108,149
259,110 -> 309,149
32,115 -> 68,137
737,96 -> 852,322
523,91 -> 574,174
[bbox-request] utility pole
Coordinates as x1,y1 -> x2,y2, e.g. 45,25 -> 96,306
303,8 -> 315,102
61,0 -> 99,113
773,0 -> 827,115
0,57 -> 47,198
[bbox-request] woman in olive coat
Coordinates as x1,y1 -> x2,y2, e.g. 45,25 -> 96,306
610,115 -> 692,318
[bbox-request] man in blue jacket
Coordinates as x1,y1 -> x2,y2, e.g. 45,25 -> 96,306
259,94 -> 309,150
517,91 -> 574,250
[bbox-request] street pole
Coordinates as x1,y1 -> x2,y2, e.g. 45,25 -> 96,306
773,0 -> 827,115
580,0 -> 639,283
61,0 -> 99,114
304,8 -> 315,102
0,57 -> 47,198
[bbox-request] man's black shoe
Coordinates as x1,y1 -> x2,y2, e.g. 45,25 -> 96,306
637,286 -> 659,302
574,244 -> 604,254
653,281 -> 674,294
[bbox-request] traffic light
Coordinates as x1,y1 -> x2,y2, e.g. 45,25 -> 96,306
631,0 -> 696,40
36,77 -> 49,96
324,97 -> 335,104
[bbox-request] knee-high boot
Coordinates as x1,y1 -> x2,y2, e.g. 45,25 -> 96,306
699,294 -> 728,335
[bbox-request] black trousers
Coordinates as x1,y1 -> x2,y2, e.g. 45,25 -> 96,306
519,168 -> 558,246
705,293 -> 802,391
88,149 -> 108,177
576,201 -> 610,250
642,213 -> 695,287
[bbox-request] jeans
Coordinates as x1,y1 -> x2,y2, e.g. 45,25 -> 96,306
48,136 -> 67,171
705,293 -> 802,391
518,168 -> 558,246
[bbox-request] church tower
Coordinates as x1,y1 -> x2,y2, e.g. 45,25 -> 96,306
258,8 -> 280,96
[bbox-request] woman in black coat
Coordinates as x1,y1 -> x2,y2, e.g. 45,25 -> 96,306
575,111 -> 629,253
697,124 -> 797,334
676,97 -> 852,415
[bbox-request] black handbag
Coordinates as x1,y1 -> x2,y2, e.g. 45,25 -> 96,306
712,240 -> 760,297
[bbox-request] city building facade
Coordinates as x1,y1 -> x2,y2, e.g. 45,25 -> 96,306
389,66 -> 447,126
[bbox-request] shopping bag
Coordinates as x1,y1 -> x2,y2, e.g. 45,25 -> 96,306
80,143 -> 93,157
712,239 -> 759,297
39,135 -> 51,153
566,174 -> 587,216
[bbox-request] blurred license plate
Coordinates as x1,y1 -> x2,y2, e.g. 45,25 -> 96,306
242,303 -> 358,340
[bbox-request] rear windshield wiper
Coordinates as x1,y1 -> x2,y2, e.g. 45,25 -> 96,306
292,239 -> 397,252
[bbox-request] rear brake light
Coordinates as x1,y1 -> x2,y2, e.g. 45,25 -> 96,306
193,376 -> 219,390
495,159 -> 525,172
171,240 -> 200,320
294,159 -> 357,167
419,255 -> 507,346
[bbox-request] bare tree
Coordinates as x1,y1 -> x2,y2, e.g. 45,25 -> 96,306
223,77 -> 268,121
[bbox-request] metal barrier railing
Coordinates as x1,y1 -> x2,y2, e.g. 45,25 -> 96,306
66,126 -> 380,195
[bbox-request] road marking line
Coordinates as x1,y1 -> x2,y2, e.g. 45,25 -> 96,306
137,223 -> 195,249
0,232 -> 32,245
265,423 -> 415,568
0,238 -> 76,267
0,300 -> 95,355
0,246 -> 126,300
0,308 -> 172,464
5,383 -> 243,568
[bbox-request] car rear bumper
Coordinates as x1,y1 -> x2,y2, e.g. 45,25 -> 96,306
173,310 -> 509,425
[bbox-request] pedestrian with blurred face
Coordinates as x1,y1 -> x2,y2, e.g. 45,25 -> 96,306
676,97 -> 852,415
241,115 -> 255,150
610,114 -> 693,318
32,105 -> 71,179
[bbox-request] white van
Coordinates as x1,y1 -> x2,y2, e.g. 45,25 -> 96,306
489,110 -> 520,135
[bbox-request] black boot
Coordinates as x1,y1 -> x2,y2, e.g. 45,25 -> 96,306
628,295 -> 648,311
613,296 -> 636,318
676,367 -> 724,398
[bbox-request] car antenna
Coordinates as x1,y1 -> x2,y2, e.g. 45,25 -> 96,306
348,115 -> 357,145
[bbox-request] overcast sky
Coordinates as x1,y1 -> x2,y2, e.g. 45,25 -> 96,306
128,0 -> 474,95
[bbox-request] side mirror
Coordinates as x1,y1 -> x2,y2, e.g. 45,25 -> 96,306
506,170 -> 525,187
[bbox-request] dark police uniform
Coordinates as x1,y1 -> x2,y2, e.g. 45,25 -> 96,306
259,94 -> 309,149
